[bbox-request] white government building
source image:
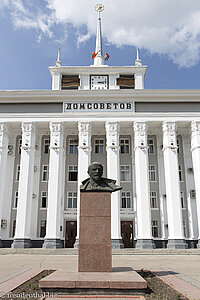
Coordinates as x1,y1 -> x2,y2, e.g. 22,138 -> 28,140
0,5 -> 200,249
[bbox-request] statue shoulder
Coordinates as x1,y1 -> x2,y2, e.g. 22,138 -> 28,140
102,178 -> 116,184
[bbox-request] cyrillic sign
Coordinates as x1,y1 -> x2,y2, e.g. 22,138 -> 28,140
63,102 -> 134,112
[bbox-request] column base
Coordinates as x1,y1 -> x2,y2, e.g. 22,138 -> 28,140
111,239 -> 124,249
74,238 -> 79,249
42,239 -> 63,249
135,239 -> 155,249
74,239 -> 124,249
196,240 -> 200,249
167,239 -> 188,249
12,238 -> 32,249
0,239 -> 3,248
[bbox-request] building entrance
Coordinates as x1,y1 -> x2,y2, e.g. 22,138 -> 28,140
121,221 -> 134,248
65,221 -> 77,248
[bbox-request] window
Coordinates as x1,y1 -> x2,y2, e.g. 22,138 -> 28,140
41,191 -> 48,208
40,220 -> 46,238
14,191 -> 18,208
149,165 -> 156,181
179,165 -> 183,181
152,220 -> 158,237
16,165 -> 20,181
12,220 -> 16,238
180,192 -> 185,208
42,165 -> 49,181
18,139 -> 22,155
69,139 -> 78,154
68,192 -> 77,208
120,139 -> 130,154
68,166 -> 78,181
183,220 -> 186,237
44,139 -> 50,154
94,139 -> 104,153
177,138 -> 180,154
120,165 -> 131,181
121,192 -> 131,208
148,138 -> 154,154
150,191 -> 157,208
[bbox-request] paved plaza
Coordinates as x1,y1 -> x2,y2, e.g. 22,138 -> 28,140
0,249 -> 200,299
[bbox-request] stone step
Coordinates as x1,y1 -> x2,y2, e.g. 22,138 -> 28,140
0,248 -> 200,255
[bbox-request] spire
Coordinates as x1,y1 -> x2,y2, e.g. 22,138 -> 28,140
94,4 -> 104,66
135,48 -> 142,66
55,48 -> 62,67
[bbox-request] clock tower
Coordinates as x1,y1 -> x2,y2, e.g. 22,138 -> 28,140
49,5 -> 147,90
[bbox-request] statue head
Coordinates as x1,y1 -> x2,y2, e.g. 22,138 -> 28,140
88,162 -> 103,182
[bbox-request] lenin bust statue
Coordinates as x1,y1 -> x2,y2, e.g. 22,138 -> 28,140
80,162 -> 122,193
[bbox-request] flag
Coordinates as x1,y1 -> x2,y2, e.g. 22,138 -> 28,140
92,51 -> 98,59
104,52 -> 110,61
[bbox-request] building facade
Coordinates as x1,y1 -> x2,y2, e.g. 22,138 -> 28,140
0,7 -> 200,249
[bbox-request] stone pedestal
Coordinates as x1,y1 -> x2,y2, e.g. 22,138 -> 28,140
78,192 -> 112,272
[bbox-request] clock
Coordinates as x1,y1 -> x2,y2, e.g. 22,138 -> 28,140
91,75 -> 108,90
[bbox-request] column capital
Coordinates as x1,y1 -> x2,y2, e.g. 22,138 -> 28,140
105,121 -> 120,150
0,122 -> 8,149
78,121 -> 92,135
162,121 -> 177,132
105,121 -> 120,133
134,121 -> 148,150
21,122 -> 35,133
49,122 -> 64,150
21,122 -> 35,151
78,121 -> 92,151
162,121 -> 177,150
191,120 -> 200,132
191,121 -> 200,151
133,121 -> 148,133
49,121 -> 64,133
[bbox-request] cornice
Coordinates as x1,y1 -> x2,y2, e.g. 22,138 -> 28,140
0,89 -> 200,103
48,65 -> 147,76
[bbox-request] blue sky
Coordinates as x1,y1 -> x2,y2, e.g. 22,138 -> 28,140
0,0 -> 200,90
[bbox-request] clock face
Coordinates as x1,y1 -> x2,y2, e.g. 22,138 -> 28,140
91,75 -> 108,90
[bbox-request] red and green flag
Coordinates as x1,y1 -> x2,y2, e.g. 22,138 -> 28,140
92,51 -> 99,59
104,52 -> 110,61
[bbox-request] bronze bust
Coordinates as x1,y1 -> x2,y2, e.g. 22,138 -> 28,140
80,162 -> 122,192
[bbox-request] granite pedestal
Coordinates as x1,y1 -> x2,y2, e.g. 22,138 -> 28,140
78,192 -> 112,272
39,191 -> 147,294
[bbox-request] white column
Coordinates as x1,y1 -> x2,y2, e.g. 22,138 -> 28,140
12,122 -> 36,248
74,121 -> 92,247
30,134 -> 42,239
156,133 -> 168,245
105,121 -> 123,248
135,72 -> 145,89
162,121 -> 187,249
191,121 -> 200,248
52,71 -> 61,90
182,133 -> 197,246
1,135 -> 16,242
43,122 -> 64,248
134,121 -> 154,249
0,122 -> 8,247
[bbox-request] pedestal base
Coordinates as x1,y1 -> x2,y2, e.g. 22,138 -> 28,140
12,238 -> 32,249
167,239 -> 188,249
43,239 -> 63,249
135,239 -> 155,249
39,268 -> 147,292
74,238 -> 79,249
0,239 -> 3,248
79,192 -> 112,272
111,239 -> 124,249
197,240 -> 200,249
75,238 -> 124,249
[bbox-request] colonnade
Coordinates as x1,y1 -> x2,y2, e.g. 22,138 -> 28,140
0,120 -> 199,248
